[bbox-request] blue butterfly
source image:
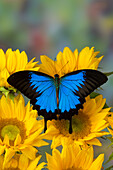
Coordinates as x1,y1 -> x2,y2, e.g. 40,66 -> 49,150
7,69 -> 108,133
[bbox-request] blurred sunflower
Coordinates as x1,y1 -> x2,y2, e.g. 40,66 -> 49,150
39,46 -> 103,77
0,48 -> 39,95
107,112 -> 113,141
46,95 -> 110,148
0,94 -> 48,166
46,144 -> 104,170
0,153 -> 45,170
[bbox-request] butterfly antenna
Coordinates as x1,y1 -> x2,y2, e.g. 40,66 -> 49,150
57,61 -> 69,74
54,56 -> 57,74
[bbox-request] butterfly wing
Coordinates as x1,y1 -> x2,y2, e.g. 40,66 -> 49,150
7,71 -> 58,119
59,69 -> 108,119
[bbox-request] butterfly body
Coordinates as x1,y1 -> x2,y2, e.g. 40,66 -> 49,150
7,69 -> 108,133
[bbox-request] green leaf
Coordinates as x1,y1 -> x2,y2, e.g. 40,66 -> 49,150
107,137 -> 113,143
0,87 -> 10,97
104,152 -> 113,165
104,71 -> 113,77
90,92 -> 100,98
105,165 -> 113,170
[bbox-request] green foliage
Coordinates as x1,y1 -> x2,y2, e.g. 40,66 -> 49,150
104,152 -> 113,165
104,72 -> 113,77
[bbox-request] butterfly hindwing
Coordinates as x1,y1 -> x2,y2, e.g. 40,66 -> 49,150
7,71 -> 57,115
59,69 -> 108,117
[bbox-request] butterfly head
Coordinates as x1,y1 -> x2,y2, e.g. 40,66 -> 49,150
54,74 -> 59,78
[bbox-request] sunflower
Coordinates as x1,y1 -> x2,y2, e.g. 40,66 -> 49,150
0,153 -> 46,170
0,94 -> 48,167
107,112 -> 113,142
0,48 -> 39,94
45,95 -> 110,148
46,144 -> 104,170
39,46 -> 103,77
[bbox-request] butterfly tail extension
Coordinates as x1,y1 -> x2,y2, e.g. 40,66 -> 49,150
44,117 -> 47,132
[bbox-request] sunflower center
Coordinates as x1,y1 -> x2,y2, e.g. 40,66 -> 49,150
64,168 -> 83,170
54,111 -> 91,140
1,125 -> 20,141
0,118 -> 26,145
4,168 -> 20,170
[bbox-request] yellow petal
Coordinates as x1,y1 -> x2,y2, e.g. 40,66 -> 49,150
40,55 -> 55,77
35,162 -> 46,170
15,50 -> 28,71
27,156 -> 41,170
83,147 -> 93,169
95,95 -> 106,112
73,48 -> 78,69
25,57 -> 39,70
46,151 -> 62,170
62,47 -> 75,73
89,154 -> 104,170
78,47 -> 93,69
18,154 -> 29,170
108,127 -> 113,136
0,145 -> 5,155
87,138 -> 102,146
3,134 -> 9,146
0,155 -> 3,168
0,49 -> 6,70
0,68 -> 10,87
3,148 -> 15,168
21,145 -> 37,160
6,48 -> 16,73
14,134 -> 21,146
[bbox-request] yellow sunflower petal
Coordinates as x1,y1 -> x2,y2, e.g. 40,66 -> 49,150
0,155 -> 3,167
25,57 -> 39,70
27,156 -> 42,170
0,145 -> 6,155
39,46 -> 103,78
89,154 -> 104,170
40,55 -> 55,77
86,138 -> 102,146
73,48 -> 78,69
18,154 -> 29,170
35,162 -> 46,170
14,134 -> 21,146
3,148 -> 15,168
3,134 -> 9,146
46,151 -> 62,170
6,49 -> 16,73
0,49 -> 6,70
107,127 -> 113,136
0,48 -> 39,89
77,47 -> 94,69
15,50 -> 28,71
82,147 -> 93,169
0,68 -> 10,87
62,47 -> 76,73
20,145 -> 37,160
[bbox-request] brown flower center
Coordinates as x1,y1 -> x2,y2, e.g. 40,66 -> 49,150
0,118 -> 26,145
54,110 -> 91,140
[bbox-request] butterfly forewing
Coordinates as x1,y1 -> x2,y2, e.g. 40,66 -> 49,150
59,69 -> 108,116
7,71 -> 57,114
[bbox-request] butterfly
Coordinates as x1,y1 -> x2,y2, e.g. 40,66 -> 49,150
7,69 -> 108,133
